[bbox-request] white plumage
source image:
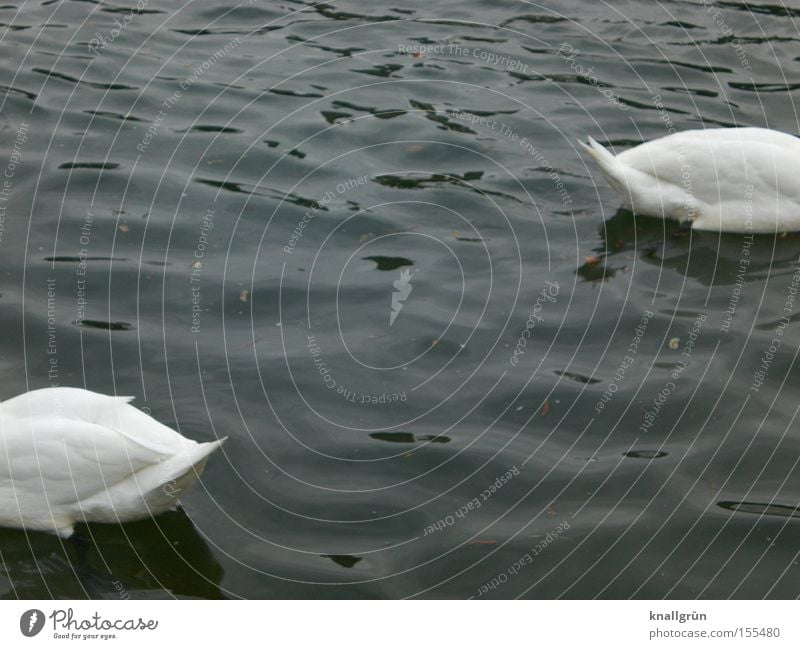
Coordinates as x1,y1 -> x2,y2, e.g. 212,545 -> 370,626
581,127 -> 800,233
0,387 -> 225,538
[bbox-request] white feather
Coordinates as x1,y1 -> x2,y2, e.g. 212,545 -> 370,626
0,387 -> 225,537
580,127 -> 800,233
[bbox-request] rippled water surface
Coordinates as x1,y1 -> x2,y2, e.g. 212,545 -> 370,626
2,0 -> 800,598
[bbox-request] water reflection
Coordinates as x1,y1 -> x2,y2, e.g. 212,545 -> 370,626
580,209 -> 800,287
0,510 -> 225,599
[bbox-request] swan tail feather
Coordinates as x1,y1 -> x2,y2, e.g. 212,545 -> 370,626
74,437 -> 227,523
580,136 -> 630,201
161,437 -> 227,492
579,136 -> 618,173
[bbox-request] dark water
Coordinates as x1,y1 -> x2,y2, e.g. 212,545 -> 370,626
1,0 -> 800,599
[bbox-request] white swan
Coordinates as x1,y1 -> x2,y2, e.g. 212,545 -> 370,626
581,127 -> 800,233
0,387 -> 225,537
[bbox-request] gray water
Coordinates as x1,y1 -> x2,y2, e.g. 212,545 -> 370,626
1,0 -> 800,599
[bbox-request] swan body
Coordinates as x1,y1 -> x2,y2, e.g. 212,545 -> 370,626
581,127 -> 800,233
0,387 -> 225,537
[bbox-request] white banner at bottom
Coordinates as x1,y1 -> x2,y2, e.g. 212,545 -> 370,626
0,600 -> 796,647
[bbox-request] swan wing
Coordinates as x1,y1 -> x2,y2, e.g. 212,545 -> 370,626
0,416 -> 173,507
618,128 -> 800,195
0,387 -> 188,455
691,127 -> 800,152
616,129 -> 800,228
0,388 -> 223,535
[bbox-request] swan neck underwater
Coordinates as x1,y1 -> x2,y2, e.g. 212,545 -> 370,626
581,127 -> 800,234
0,387 -> 225,538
